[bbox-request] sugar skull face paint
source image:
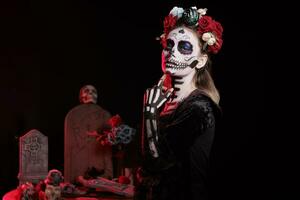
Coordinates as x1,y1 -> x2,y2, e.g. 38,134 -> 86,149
162,26 -> 203,77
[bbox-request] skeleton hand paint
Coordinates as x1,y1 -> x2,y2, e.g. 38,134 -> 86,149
144,74 -> 174,111
144,74 -> 173,110
142,75 -> 173,158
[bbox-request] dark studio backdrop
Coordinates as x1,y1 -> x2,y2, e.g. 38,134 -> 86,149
0,0 -> 278,199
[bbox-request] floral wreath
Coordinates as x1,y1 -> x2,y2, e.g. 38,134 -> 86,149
160,6 -> 223,54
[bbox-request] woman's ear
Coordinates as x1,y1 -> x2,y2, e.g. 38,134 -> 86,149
195,54 -> 208,69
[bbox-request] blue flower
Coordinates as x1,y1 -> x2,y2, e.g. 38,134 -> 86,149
169,6 -> 184,18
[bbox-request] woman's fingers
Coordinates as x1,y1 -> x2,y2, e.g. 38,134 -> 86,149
157,74 -> 166,87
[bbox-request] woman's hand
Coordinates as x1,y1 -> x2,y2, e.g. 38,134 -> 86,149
142,74 -> 173,158
144,74 -> 174,112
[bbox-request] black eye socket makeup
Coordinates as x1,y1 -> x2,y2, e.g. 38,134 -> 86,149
178,41 -> 193,54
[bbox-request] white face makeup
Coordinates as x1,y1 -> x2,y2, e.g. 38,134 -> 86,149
79,85 -> 98,104
162,26 -> 203,77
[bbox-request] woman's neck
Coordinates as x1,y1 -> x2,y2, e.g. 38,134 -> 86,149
161,72 -> 196,115
171,73 -> 196,102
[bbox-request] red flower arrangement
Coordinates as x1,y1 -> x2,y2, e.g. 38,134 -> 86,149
161,15 -> 177,48
107,114 -> 122,128
161,7 -> 223,54
198,16 -> 223,37
95,114 -> 136,146
197,16 -> 223,54
163,15 -> 177,37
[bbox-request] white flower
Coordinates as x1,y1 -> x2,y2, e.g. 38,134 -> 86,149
156,33 -> 165,41
169,6 -> 184,18
207,37 -> 216,46
197,8 -> 207,16
202,32 -> 212,41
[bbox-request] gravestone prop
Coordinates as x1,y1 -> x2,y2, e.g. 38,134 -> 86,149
18,129 -> 48,185
64,103 -> 112,183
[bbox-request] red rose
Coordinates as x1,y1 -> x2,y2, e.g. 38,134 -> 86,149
213,21 -> 223,38
161,36 -> 167,49
108,114 -> 122,128
197,16 -> 214,33
197,16 -> 223,54
208,38 -> 223,54
163,15 -> 177,35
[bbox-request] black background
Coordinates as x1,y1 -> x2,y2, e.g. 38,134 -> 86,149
0,0 -> 282,199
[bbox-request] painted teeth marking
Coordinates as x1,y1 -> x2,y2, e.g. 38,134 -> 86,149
166,58 -> 189,70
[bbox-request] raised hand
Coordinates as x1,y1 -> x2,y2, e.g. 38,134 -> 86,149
142,74 -> 173,158
144,74 -> 174,113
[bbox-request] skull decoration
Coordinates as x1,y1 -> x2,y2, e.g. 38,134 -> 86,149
44,185 -> 61,200
79,85 -> 98,104
44,169 -> 64,200
162,26 -> 206,77
44,169 -> 64,186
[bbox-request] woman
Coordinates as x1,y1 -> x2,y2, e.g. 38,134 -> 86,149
135,6 -> 223,200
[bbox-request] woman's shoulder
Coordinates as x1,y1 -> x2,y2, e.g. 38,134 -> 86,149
183,89 -> 221,118
186,90 -> 215,107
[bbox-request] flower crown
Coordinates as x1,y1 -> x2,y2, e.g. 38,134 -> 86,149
161,6 -> 223,54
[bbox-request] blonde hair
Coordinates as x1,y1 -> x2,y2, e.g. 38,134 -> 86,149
194,59 -> 220,105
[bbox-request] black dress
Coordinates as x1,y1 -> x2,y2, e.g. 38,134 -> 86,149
135,89 -> 221,200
